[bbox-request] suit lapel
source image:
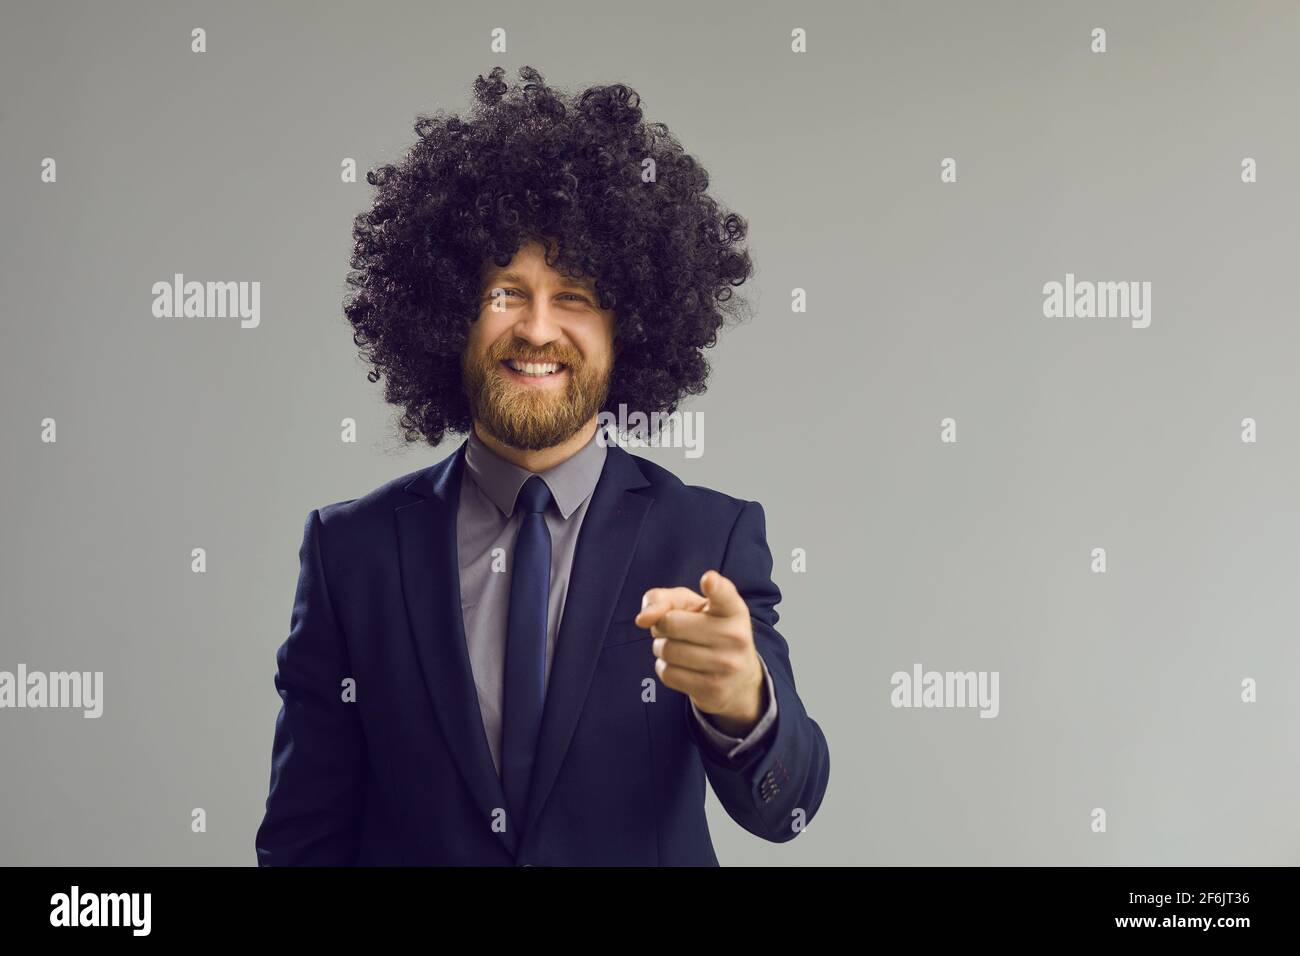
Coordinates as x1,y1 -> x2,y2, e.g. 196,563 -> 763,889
522,443 -> 652,837
395,440 -> 518,853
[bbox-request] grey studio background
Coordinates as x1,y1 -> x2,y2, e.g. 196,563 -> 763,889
2,0 -> 1298,866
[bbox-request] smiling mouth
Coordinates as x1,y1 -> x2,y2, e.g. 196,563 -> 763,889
500,358 -> 568,378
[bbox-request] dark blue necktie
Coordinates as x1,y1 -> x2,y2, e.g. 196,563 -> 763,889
501,474 -> 553,836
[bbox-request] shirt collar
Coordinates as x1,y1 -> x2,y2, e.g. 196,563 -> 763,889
464,424 -> 607,520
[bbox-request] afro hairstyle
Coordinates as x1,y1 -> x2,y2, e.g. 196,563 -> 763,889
342,64 -> 755,447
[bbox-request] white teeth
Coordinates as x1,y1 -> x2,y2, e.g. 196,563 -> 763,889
506,359 -> 562,376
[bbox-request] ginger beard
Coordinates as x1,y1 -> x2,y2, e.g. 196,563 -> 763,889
461,338 -> 611,451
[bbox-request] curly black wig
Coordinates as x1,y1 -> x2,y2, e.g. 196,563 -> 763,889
342,64 -> 755,447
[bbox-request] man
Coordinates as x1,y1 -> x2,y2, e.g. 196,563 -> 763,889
255,66 -> 829,865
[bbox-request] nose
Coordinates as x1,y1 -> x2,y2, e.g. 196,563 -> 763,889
510,301 -> 563,349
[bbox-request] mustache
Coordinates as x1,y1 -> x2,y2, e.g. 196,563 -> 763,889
490,346 -> 578,366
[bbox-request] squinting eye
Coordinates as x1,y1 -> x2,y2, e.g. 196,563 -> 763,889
488,288 -> 588,303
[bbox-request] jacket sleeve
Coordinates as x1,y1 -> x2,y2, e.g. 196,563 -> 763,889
683,499 -> 831,843
255,508 -> 367,865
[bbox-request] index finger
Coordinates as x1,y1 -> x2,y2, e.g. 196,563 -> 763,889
635,586 -> 707,628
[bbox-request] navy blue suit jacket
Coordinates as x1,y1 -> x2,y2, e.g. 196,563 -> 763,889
255,438 -> 830,865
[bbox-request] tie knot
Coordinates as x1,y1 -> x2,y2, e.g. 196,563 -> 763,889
514,475 -> 553,516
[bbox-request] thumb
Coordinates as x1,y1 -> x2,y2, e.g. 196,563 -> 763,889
700,570 -> 747,618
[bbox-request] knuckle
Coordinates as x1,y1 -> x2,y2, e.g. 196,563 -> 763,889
721,623 -> 748,646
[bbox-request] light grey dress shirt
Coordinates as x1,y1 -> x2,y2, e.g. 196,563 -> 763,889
456,425 -> 778,777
